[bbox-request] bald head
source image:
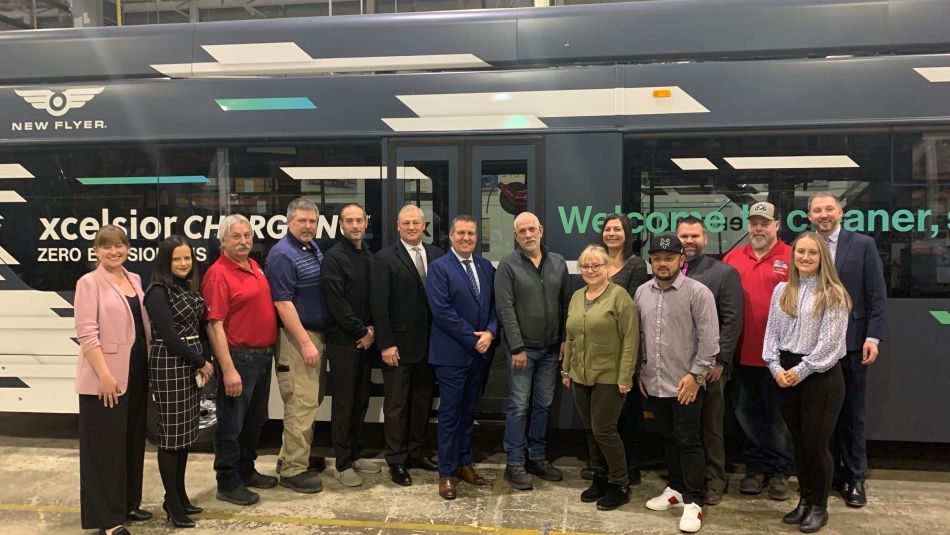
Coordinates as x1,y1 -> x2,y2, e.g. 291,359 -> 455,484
513,211 -> 543,257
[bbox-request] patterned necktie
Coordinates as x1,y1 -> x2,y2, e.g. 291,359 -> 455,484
412,246 -> 426,282
463,259 -> 480,298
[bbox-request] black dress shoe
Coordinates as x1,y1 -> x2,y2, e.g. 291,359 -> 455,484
407,455 -> 438,472
844,480 -> 867,507
125,508 -> 152,521
783,498 -> 811,524
389,464 -> 412,486
799,505 -> 828,533
162,501 -> 196,528
99,527 -> 131,535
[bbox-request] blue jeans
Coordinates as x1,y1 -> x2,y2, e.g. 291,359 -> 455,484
503,347 -> 559,465
214,351 -> 273,490
734,364 -> 793,477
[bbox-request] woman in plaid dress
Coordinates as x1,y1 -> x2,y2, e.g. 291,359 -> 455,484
145,236 -> 214,528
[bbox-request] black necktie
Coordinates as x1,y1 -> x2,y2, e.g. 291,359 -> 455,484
463,259 -> 480,298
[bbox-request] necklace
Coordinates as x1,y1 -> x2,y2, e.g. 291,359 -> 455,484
585,282 -> 609,301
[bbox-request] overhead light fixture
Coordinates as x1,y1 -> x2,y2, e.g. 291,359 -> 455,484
724,155 -> 859,169
672,158 -> 718,171
76,176 -> 210,185
382,115 -> 548,132
0,164 -> 33,179
281,166 -> 429,180
914,67 -> 950,83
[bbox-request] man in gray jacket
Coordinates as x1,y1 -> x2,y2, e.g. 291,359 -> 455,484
495,211 -> 571,490
677,216 -> 745,506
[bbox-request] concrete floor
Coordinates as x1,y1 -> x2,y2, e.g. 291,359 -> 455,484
2,416 -> 950,534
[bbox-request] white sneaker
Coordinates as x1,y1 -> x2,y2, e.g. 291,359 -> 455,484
646,486 -> 684,511
679,503 -> 703,533
334,468 -> 363,487
352,459 -> 382,474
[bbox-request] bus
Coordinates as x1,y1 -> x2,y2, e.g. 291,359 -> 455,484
1,0 -> 949,443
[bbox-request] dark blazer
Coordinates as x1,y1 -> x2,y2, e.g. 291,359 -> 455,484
834,229 -> 888,352
425,250 -> 499,367
370,241 -> 444,364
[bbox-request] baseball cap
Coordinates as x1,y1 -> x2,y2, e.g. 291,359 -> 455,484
749,201 -> 776,221
648,233 -> 684,254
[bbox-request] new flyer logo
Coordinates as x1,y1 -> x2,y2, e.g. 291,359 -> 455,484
15,87 -> 104,117
11,87 -> 108,132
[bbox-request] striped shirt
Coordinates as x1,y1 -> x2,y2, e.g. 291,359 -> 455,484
265,234 -> 329,331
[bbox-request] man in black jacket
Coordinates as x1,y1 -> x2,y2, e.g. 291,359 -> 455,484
495,211 -> 571,491
370,205 -> 443,486
676,216 -> 744,505
323,203 -> 380,487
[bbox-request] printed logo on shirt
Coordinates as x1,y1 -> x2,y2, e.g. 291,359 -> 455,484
773,259 -> 789,276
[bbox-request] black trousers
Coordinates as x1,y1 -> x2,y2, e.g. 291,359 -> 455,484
833,349 -> 869,483
776,353 -> 845,508
617,384 -> 644,471
78,349 -> 147,529
650,391 -> 706,505
382,360 -> 434,465
328,343 -> 373,471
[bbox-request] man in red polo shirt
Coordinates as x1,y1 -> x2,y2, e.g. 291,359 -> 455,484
202,214 -> 279,506
722,201 -> 794,501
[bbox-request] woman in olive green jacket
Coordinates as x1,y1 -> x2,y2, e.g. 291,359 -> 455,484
562,245 -> 639,511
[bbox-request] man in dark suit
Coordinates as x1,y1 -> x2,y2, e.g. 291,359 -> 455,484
370,205 -> 443,486
425,214 -> 499,500
808,192 -> 887,508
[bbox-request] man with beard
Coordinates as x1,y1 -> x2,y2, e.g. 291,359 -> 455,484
495,211 -> 570,490
722,202 -> 795,500
370,205 -> 443,486
323,203 -> 381,487
426,214 -> 498,500
203,214 -> 279,505
637,234 -> 719,533
807,192 -> 887,508
266,197 -> 329,494
676,216 -> 744,506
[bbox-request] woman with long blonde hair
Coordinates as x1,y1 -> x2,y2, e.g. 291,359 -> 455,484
762,231 -> 851,533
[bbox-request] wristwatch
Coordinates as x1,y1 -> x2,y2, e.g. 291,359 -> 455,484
692,373 -> 706,387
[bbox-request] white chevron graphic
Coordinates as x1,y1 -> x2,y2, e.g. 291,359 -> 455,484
383,87 -> 709,132
151,42 -> 490,77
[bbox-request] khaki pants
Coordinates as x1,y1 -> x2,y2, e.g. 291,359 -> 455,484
276,328 -> 326,477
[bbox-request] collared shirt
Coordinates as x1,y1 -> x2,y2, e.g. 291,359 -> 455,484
202,254 -> 278,347
634,273 -> 720,398
451,247 -> 480,295
762,276 -> 848,380
265,233 -> 329,331
825,226 -> 842,264
723,241 -> 792,367
401,238 -> 428,275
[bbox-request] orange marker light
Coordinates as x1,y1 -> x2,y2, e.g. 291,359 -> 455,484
653,88 -> 672,98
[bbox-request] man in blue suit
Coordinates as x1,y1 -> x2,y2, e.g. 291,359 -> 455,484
808,192 -> 887,508
425,214 -> 499,500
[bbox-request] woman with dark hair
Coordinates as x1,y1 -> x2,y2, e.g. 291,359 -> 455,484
594,213 -> 649,485
763,232 -> 851,533
74,225 -> 151,535
144,236 -> 214,528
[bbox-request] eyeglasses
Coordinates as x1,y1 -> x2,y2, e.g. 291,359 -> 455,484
579,263 -> 606,272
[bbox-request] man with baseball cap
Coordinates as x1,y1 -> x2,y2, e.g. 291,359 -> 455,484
636,234 -> 719,533
723,201 -> 795,500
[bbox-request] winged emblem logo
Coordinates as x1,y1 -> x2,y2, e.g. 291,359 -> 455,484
14,87 -> 105,117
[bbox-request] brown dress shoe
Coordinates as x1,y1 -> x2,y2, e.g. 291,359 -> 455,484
438,477 -> 456,500
455,465 -> 486,486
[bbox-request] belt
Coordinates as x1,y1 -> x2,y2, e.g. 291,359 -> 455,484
229,345 -> 274,356
155,335 -> 200,343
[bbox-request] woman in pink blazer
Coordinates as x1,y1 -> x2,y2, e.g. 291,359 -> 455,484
74,225 -> 151,535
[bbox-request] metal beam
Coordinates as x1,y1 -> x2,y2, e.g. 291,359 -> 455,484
119,0 -> 357,13
0,11 -> 30,28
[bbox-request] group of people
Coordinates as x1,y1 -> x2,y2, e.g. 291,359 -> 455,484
73,192 -> 885,535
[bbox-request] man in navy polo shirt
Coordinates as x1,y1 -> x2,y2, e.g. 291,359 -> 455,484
203,213 -> 279,506
266,198 -> 330,494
